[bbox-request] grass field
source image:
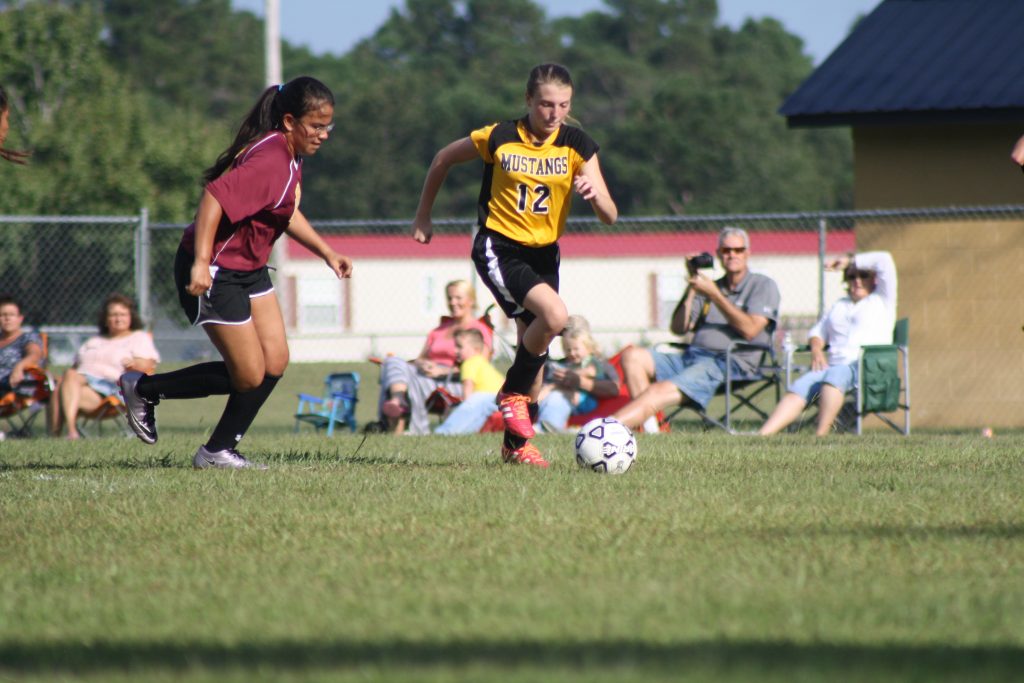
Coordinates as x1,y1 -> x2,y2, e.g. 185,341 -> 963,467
2,364 -> 1023,682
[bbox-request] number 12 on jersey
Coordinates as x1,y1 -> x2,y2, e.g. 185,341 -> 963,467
516,183 -> 551,214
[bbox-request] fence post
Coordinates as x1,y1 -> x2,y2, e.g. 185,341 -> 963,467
137,207 -> 151,325
817,214 -> 827,320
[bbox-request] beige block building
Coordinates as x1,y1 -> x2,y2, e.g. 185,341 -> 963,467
781,0 -> 1024,428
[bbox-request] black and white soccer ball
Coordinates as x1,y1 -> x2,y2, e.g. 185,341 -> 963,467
574,417 -> 637,474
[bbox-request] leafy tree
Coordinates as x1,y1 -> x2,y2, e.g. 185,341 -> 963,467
0,0 -> 854,224
98,0 -> 264,120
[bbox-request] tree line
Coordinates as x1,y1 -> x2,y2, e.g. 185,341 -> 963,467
0,0 -> 853,222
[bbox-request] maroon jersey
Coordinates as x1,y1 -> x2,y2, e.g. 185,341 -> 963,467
181,131 -> 301,271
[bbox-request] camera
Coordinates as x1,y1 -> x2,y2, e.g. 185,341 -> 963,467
687,252 -> 714,270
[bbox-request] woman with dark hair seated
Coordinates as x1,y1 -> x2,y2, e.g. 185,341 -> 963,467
49,293 -> 159,439
0,296 -> 44,395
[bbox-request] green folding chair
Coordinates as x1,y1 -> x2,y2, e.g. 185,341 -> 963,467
853,317 -> 910,435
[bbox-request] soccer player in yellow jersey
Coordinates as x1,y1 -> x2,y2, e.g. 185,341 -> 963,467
412,63 -> 617,467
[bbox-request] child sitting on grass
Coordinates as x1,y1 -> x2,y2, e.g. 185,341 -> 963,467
434,328 -> 505,435
536,315 -> 620,433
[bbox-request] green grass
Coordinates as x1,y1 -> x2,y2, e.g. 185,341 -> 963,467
2,364 -> 1023,682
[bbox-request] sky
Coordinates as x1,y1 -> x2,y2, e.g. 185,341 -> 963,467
231,0 -> 880,66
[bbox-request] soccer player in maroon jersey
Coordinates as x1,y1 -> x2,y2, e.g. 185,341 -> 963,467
411,64 -> 617,467
119,76 -> 352,469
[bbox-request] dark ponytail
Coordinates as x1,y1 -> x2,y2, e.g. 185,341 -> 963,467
0,84 -> 31,165
202,76 -> 334,184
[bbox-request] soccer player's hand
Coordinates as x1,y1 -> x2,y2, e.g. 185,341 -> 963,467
325,251 -> 353,278
412,217 -> 433,244
187,262 -> 213,296
1011,133 -> 1024,166
573,173 -> 596,201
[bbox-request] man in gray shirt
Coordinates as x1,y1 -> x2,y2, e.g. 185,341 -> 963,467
613,226 -> 780,432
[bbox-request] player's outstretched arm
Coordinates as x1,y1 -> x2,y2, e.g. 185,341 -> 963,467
287,208 -> 353,278
412,137 -> 480,244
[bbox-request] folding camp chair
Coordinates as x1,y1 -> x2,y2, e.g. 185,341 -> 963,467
76,394 -> 131,438
0,366 -> 53,438
785,318 -> 910,435
658,337 -> 783,433
852,317 -> 910,435
295,371 -> 360,436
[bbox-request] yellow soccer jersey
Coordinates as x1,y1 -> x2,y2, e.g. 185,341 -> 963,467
470,118 -> 599,247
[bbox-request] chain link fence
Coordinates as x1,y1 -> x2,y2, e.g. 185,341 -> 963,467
5,205 -> 1024,427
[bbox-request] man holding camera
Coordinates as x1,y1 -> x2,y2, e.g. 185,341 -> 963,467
613,226 -> 780,432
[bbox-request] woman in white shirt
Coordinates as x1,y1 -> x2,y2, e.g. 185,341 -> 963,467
759,251 -> 897,436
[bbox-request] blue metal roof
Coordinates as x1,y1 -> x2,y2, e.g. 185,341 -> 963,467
780,0 -> 1024,126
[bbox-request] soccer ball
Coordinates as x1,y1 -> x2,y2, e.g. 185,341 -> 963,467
574,417 -> 637,474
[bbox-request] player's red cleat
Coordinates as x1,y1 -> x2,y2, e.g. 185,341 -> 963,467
498,392 -> 535,439
501,441 -> 549,468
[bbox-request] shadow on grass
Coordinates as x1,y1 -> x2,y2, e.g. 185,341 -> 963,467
0,639 -> 1021,677
0,454 -> 177,471
712,522 -> 1024,541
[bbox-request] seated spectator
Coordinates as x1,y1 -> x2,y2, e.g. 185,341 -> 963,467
759,251 -> 897,436
0,296 -> 44,395
435,328 -> 505,435
535,315 -> 620,433
612,226 -> 781,432
378,279 -> 493,435
49,293 -> 160,439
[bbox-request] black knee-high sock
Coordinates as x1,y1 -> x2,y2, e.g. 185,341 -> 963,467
503,403 -> 540,451
206,374 -> 282,452
136,362 -> 232,402
502,344 -> 547,396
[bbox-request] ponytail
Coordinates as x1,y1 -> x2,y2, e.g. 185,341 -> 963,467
202,76 -> 334,185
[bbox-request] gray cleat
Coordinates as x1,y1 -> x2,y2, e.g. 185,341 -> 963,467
119,371 -> 157,444
193,445 -> 268,470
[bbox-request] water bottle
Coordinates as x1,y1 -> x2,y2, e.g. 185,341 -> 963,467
782,330 -> 795,356
782,330 -> 795,383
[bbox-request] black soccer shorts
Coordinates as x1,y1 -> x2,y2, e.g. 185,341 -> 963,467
174,245 -> 274,326
471,227 -> 559,323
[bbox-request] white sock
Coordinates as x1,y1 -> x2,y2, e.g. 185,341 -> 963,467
642,416 -> 660,434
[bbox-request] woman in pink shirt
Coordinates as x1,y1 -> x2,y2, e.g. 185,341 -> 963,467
50,294 -> 159,439
378,279 -> 493,435
119,76 -> 352,469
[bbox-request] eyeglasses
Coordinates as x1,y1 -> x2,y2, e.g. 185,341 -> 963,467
719,246 -> 747,254
302,121 -> 335,136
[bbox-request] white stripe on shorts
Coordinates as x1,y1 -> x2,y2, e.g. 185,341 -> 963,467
483,235 -> 524,317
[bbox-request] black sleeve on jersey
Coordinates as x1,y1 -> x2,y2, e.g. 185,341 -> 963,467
487,120 -> 524,157
555,125 -> 600,161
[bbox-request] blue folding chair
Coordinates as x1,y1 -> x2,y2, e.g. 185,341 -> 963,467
294,372 -> 360,436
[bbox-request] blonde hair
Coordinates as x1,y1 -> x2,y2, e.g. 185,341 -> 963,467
562,315 -> 600,357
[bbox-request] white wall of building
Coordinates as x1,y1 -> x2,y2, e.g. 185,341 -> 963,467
280,254 -> 842,362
